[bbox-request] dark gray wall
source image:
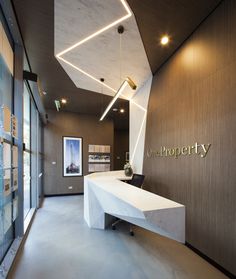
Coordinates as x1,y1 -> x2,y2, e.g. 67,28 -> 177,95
44,110 -> 114,195
143,0 -> 236,275
114,129 -> 129,170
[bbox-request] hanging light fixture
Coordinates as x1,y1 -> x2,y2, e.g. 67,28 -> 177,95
99,25 -> 137,121
54,100 -> 61,111
100,77 -> 136,121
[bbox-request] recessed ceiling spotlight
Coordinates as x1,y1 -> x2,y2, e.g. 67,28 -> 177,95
61,98 -> 67,104
120,108 -> 125,113
160,35 -> 169,45
42,91 -> 47,95
113,108 -> 118,112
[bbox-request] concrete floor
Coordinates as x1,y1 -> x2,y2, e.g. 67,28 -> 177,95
8,196 -> 227,279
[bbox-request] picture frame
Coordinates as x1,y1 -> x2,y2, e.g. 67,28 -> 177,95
63,137 -> 83,177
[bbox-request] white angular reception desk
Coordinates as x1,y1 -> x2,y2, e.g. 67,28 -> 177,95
84,171 -> 185,243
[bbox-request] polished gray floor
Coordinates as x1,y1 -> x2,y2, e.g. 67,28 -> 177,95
8,196 -> 227,279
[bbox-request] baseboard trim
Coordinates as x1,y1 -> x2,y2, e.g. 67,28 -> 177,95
44,193 -> 84,197
0,238 -> 22,279
185,242 -> 235,278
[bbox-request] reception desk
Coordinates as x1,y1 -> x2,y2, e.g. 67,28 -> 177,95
84,171 -> 185,243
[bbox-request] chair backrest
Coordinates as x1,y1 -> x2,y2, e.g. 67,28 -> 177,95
129,174 -> 145,188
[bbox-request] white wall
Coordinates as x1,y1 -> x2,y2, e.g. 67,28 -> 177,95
129,75 -> 152,174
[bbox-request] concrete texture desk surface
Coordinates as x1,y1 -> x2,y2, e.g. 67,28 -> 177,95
84,171 -> 185,243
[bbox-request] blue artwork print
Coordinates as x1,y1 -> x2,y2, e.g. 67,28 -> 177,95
64,137 -> 82,176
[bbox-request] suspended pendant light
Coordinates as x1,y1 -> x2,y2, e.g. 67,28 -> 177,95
100,25 -> 137,121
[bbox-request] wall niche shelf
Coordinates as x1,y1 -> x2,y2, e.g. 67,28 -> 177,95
88,144 -> 111,173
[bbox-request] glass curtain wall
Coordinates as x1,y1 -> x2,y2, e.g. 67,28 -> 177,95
23,82 -> 43,222
23,84 -> 31,219
0,17 -> 15,262
30,101 -> 38,209
37,120 -> 43,206
0,3 -> 44,268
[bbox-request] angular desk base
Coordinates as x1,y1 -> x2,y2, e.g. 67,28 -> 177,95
84,171 -> 185,243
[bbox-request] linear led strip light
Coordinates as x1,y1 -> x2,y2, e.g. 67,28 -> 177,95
100,77 -> 136,121
56,0 -> 132,93
54,100 -> 61,111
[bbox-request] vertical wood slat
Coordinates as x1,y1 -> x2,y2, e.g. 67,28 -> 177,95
143,0 -> 236,275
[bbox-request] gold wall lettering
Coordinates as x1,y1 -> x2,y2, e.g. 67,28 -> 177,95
146,142 -> 211,159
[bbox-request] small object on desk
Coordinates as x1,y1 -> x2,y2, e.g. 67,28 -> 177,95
124,162 -> 133,177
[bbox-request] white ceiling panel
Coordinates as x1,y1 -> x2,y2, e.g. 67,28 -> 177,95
55,0 -> 152,98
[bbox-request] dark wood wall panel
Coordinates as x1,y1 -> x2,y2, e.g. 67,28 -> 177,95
143,0 -> 236,275
114,129 -> 129,170
44,110 -> 114,195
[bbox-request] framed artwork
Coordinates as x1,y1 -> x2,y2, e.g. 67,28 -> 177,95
63,137 -> 82,177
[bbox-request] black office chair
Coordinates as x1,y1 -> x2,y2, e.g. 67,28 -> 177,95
127,173 -> 145,188
112,174 -> 145,236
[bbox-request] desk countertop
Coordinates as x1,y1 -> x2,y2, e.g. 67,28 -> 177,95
84,170 -> 185,243
86,170 -> 184,211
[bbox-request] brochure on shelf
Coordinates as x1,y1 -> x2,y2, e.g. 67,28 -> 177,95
3,169 -> 11,196
0,209 -> 3,244
88,163 -> 95,173
3,202 -> 11,234
0,175 -> 3,194
0,138 -> 3,169
100,145 -> 105,153
88,163 -> 110,172
88,144 -> 95,153
88,144 -> 111,172
3,142 -> 11,169
94,145 -> 100,153
13,196 -> 18,221
12,145 -> 18,168
88,144 -> 111,154
104,145 -> 110,153
13,168 -> 18,191
2,106 -> 11,133
88,154 -> 110,163
12,114 -> 18,139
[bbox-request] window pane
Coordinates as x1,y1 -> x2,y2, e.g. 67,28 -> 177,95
23,151 -> 30,218
30,102 -> 37,208
0,19 -> 14,262
23,84 -> 31,219
23,84 -> 30,150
